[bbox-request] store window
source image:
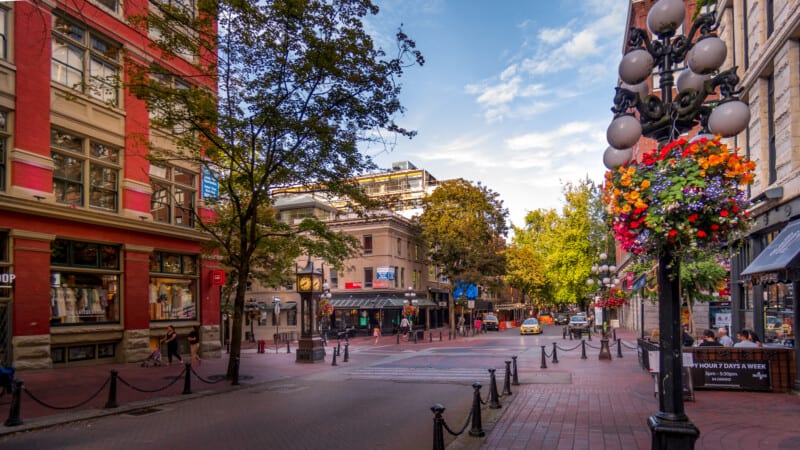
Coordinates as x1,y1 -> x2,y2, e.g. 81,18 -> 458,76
0,111 -> 7,192
363,235 -> 372,255
287,308 -> 297,326
0,7 -> 7,61
329,269 -> 338,289
50,239 -> 120,325
364,267 -> 373,288
93,0 -> 120,14
51,15 -> 121,105
149,251 -> 198,321
150,164 -> 196,227
51,128 -> 120,211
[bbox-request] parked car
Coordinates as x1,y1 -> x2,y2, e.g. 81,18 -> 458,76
483,314 -> 500,331
538,312 -> 554,326
520,318 -> 542,335
568,314 -> 590,337
555,313 -> 569,325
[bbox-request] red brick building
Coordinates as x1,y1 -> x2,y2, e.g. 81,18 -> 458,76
0,0 -> 221,369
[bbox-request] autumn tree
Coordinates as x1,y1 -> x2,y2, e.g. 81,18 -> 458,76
128,0 -> 423,380
418,179 -> 508,331
506,209 -> 560,310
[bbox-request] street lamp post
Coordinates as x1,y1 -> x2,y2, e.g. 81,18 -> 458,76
605,2 -> 750,449
587,253 -> 618,360
404,286 -> 418,328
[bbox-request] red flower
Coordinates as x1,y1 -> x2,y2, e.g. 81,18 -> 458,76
711,224 -> 719,230
720,210 -> 729,217
697,230 -> 707,238
668,230 -> 678,238
688,213 -> 698,223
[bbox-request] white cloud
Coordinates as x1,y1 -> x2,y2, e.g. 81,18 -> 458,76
538,26 -> 572,44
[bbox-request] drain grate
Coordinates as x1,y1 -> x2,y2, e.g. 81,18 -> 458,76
125,407 -> 162,416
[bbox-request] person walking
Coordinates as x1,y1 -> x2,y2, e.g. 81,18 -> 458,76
188,325 -> 202,366
400,316 -> 410,336
373,325 -> 381,345
160,325 -> 183,366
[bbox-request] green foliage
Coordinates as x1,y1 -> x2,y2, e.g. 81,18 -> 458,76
680,257 -> 729,304
127,0 -> 423,375
419,179 -> 508,286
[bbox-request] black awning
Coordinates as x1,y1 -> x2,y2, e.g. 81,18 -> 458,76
741,219 -> 800,276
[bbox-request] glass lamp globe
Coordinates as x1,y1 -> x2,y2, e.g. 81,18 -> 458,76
599,253 -> 608,260
687,36 -> 727,75
603,146 -> 633,169
587,279 -> 595,286
619,49 -> 654,84
708,100 -> 750,137
607,115 -> 643,149
609,265 -> 617,272
647,0 -> 686,37
676,69 -> 711,93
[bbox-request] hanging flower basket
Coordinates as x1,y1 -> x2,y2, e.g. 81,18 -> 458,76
318,299 -> 334,317
403,304 -> 417,316
596,288 -> 629,309
602,136 -> 755,257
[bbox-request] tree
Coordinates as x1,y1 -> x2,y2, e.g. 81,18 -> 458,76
418,179 -> 508,330
506,209 -> 560,310
128,0 -> 423,379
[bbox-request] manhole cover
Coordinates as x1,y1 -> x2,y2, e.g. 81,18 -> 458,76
125,407 -> 162,416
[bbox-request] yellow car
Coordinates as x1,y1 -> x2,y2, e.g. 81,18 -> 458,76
520,318 -> 542,335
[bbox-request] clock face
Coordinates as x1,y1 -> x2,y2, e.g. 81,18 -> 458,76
298,276 -> 312,292
312,277 -> 322,291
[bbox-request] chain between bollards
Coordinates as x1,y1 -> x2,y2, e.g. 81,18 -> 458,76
488,368 -> 501,409
552,342 -> 559,364
581,339 -> 587,360
105,370 -> 119,409
469,382 -> 485,437
502,360 -> 512,396
540,346 -> 548,369
511,356 -> 519,386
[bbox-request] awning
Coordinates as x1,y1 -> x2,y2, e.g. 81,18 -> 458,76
330,296 -> 438,309
741,219 -> 800,278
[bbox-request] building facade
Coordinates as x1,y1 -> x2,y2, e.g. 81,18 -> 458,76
0,1 -> 221,369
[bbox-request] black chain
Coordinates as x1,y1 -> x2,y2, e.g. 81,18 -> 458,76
117,369 -> 186,393
543,349 -> 552,358
442,409 -> 473,436
190,367 -> 227,384
620,339 -> 638,350
556,343 -> 582,352
585,341 -> 602,350
23,377 -> 110,410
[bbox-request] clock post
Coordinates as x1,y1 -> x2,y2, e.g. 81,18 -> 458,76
296,259 -> 326,363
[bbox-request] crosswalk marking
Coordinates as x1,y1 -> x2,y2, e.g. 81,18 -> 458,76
346,366 -> 503,383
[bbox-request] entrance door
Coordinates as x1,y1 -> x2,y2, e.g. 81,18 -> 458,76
0,301 -> 10,365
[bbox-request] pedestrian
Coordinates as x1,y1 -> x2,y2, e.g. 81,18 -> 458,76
400,316 -> 410,336
160,325 -> 183,366
717,326 -> 734,347
682,325 -> 694,347
698,329 -> 722,347
188,325 -> 202,366
474,317 -> 482,334
734,329 -> 759,348
457,315 -> 465,336
373,325 -> 381,345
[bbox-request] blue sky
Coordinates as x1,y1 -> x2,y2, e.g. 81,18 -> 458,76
362,0 -> 628,228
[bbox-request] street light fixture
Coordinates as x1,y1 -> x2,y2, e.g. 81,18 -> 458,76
587,253 -> 618,360
605,1 -> 750,449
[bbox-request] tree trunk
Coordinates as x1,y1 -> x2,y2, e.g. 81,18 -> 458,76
225,269 -> 249,380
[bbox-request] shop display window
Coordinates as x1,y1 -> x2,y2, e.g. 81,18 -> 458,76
50,238 -> 120,326
149,251 -> 198,321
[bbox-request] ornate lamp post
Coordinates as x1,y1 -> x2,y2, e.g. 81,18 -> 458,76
295,259 -> 325,363
404,286 -> 418,325
586,253 -> 619,360
604,1 -> 750,449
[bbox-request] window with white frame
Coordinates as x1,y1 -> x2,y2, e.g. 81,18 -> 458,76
149,71 -> 192,135
93,0 -> 120,14
150,164 -> 196,227
51,15 -> 121,106
0,111 -> 7,192
51,129 -> 120,211
0,7 -> 9,60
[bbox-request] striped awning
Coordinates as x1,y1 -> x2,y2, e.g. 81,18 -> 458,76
330,296 -> 438,309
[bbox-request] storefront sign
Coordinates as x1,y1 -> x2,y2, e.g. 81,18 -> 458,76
372,280 -> 389,288
210,270 -> 226,286
0,272 -> 15,288
345,282 -> 362,289
690,360 -> 771,391
376,267 -> 395,280
201,166 -> 219,199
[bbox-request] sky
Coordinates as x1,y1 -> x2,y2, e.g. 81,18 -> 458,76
361,0 -> 629,229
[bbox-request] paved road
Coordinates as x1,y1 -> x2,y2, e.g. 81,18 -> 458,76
0,327 -> 554,450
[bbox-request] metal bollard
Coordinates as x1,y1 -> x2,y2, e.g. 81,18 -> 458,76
397,333 -> 400,345
337,340 -> 341,356
540,345 -> 548,369
511,356 -> 519,386
343,343 -> 350,362
588,329 -> 592,341
617,339 -> 624,358
331,349 -> 338,366
4,379 -> 23,427
413,330 -> 418,344
439,331 -> 443,341
232,357 -> 240,385
286,341 -> 291,354
502,360 -> 512,396
581,339 -> 587,360
569,327 -> 573,340
430,332 -> 433,343
431,403 -> 446,450
105,370 -> 119,408
613,328 -> 617,341
488,369 -> 501,409
183,361 -> 192,395
563,327 -> 568,340
552,342 -> 559,364
469,382 -> 485,437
